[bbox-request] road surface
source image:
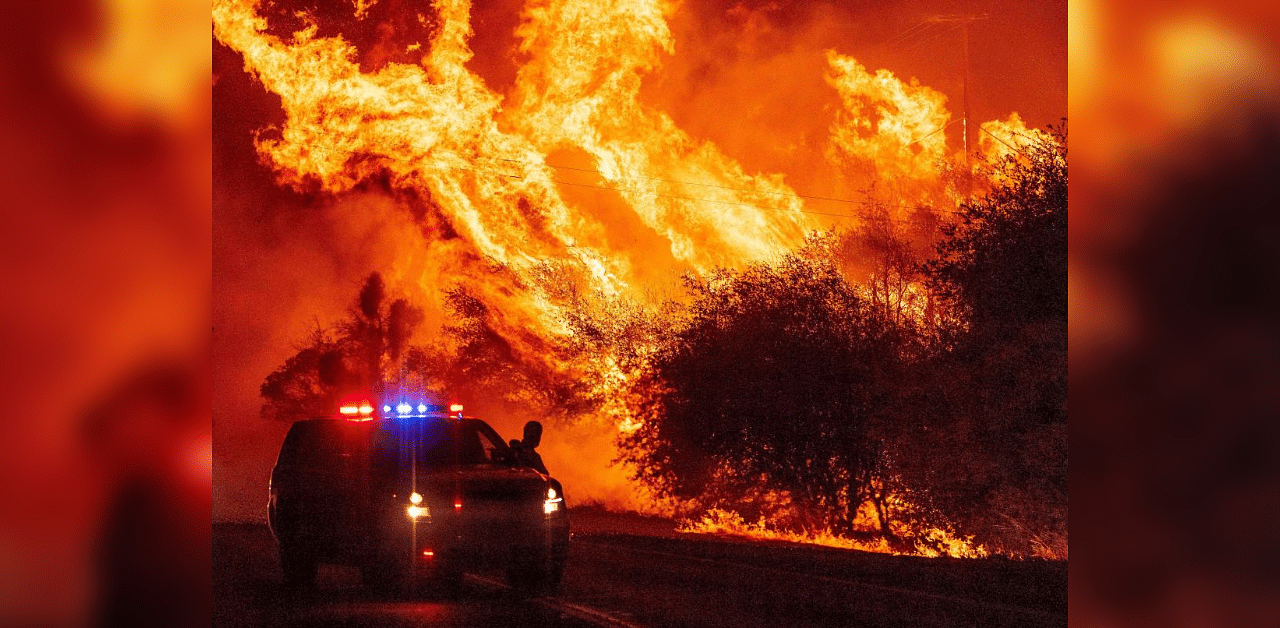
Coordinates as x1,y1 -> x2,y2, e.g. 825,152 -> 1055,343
215,511 -> 1066,627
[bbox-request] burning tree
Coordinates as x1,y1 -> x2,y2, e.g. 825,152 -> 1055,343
619,243 -> 918,539
617,129 -> 1067,558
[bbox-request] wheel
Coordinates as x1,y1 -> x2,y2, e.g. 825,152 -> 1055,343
279,543 -> 317,589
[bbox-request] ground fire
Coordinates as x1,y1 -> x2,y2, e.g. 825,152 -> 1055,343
215,0 -> 1065,560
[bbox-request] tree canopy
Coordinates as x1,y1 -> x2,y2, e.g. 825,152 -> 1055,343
617,246 -> 917,537
927,125 -> 1068,342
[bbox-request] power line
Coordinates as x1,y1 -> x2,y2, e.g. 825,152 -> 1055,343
476,164 -> 895,222
906,117 -> 964,147
896,21 -> 966,56
979,122 -> 1045,149
977,123 -> 1018,153
876,19 -> 942,51
428,158 -> 914,223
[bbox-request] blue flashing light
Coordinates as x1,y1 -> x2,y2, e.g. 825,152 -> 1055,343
382,399 -> 449,418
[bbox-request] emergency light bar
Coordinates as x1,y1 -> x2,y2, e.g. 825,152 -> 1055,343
343,396 -> 461,420
379,401 -> 461,419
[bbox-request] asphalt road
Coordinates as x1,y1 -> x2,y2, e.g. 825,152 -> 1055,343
215,513 -> 1066,628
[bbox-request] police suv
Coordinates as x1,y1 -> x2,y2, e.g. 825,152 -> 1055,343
267,400 -> 569,594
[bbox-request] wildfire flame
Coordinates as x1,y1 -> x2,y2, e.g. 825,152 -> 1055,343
680,507 -> 988,559
825,50 -> 952,189
215,0 -> 1054,552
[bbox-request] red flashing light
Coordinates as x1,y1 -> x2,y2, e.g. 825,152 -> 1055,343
453,500 -> 462,511
339,399 -> 375,419
422,549 -> 434,558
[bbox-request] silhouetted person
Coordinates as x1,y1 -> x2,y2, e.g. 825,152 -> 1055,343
510,421 -> 548,474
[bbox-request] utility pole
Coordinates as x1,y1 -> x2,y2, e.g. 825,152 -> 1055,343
928,13 -> 988,198
928,13 -> 988,163
963,18 -> 971,159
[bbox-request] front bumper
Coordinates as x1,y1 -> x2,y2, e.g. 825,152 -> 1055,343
380,499 -> 569,576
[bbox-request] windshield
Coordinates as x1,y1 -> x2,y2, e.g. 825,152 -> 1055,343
370,418 -> 508,474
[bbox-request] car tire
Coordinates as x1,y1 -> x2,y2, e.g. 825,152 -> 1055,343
279,543 -> 317,589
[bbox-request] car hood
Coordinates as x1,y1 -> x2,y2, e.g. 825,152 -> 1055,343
411,466 -> 550,503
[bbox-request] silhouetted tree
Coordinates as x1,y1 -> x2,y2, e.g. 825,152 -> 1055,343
622,245 -> 913,537
260,272 -> 424,422
434,286 -> 593,418
907,125 -> 1068,556
837,198 -> 939,328
926,125 -> 1067,342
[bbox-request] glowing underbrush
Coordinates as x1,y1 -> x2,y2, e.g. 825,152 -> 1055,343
678,507 -> 989,559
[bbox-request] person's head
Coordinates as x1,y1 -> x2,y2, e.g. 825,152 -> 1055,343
522,421 -> 542,449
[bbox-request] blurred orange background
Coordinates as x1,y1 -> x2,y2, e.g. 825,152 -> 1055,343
0,0 -> 1278,625
1071,0 -> 1280,626
0,0 -> 209,625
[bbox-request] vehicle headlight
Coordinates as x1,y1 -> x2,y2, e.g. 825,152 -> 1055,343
407,492 -> 429,519
544,486 -> 563,514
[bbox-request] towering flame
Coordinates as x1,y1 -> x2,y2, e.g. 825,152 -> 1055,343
212,0 -> 823,363
510,0 -> 813,269
825,50 -> 952,188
